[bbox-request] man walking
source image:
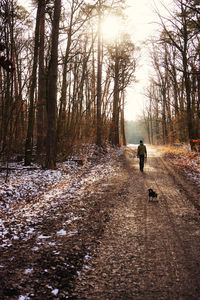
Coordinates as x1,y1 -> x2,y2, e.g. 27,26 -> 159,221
137,140 -> 147,172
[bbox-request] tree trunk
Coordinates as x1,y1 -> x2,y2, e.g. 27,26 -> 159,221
111,44 -> 120,145
182,51 -> 193,143
121,91 -> 126,146
57,0 -> 74,144
45,0 -> 61,169
36,0 -> 46,155
162,91 -> 168,144
96,8 -> 102,146
24,1 -> 41,165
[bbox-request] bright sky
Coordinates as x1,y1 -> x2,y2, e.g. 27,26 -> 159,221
124,0 -> 173,121
18,0 -> 173,121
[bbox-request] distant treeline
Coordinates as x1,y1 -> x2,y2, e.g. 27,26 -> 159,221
125,120 -> 148,145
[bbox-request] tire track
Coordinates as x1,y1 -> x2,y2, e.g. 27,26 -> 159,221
127,149 -> 181,297
160,155 -> 200,212
74,145 -> 200,299
141,171 -> 181,296
143,150 -> 200,297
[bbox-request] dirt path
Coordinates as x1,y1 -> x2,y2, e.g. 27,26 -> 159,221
74,145 -> 200,299
0,145 -> 200,299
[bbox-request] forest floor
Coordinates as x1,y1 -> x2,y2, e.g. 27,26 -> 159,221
0,145 -> 200,299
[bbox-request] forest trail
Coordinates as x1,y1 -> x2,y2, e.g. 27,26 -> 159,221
0,145 -> 200,299
74,145 -> 200,299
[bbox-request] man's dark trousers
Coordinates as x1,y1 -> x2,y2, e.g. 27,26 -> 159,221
139,154 -> 144,172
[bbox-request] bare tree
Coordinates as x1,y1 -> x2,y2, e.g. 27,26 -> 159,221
36,0 -> 46,155
45,0 -> 61,169
24,0 -> 42,165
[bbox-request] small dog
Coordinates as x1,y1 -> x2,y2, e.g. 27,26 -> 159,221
148,188 -> 158,201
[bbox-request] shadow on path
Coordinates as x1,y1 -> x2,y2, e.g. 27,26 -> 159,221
74,145 -> 200,299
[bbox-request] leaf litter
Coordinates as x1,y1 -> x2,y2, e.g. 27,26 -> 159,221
0,144 -> 199,299
0,144 -> 123,299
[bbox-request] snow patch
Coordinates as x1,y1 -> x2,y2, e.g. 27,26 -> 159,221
68,230 -> 78,236
18,295 -> 31,300
57,229 -> 67,236
37,234 -> 51,239
24,268 -> 33,274
52,288 -> 59,296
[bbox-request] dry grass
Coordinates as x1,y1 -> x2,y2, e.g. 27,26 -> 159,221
160,145 -> 200,174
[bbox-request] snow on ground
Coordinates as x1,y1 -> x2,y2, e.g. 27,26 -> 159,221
0,144 -> 199,299
0,144 -> 199,253
0,145 -> 123,250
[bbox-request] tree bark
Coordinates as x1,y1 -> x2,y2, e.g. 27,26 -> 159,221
111,44 -> 120,145
57,0 -> 74,144
36,0 -> 46,155
24,1 -> 41,165
96,7 -> 102,146
45,0 -> 61,169
121,91 -> 126,146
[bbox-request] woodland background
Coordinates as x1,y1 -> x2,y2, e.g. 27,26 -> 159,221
0,0 -> 199,169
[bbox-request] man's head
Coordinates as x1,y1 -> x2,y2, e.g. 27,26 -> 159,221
140,140 -> 143,144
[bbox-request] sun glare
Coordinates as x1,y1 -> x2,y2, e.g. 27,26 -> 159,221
101,16 -> 121,42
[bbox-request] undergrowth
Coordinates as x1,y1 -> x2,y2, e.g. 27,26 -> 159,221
161,145 -> 200,174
